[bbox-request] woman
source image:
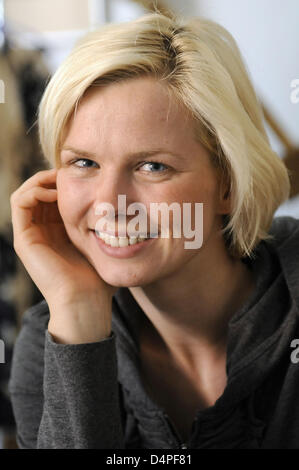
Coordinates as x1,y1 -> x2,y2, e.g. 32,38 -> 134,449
9,12 -> 299,449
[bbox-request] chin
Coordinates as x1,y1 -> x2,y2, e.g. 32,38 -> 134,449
94,265 -> 157,289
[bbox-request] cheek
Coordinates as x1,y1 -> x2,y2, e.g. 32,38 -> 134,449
56,172 -> 91,224
167,178 -> 217,217
170,177 -> 219,241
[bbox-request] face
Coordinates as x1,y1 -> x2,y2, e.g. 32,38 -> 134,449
57,76 -> 230,287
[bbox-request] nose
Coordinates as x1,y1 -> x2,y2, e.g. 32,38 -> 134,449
92,168 -> 134,230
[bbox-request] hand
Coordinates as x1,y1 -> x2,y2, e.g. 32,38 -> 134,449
10,169 -> 116,343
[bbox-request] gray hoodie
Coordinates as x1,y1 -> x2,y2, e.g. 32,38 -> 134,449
8,216 -> 299,448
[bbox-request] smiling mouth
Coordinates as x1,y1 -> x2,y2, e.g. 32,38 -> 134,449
93,230 -> 158,247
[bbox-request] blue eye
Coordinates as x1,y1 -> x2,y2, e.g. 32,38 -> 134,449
140,162 -> 168,173
73,158 -> 98,168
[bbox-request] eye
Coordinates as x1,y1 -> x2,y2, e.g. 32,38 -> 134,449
139,161 -> 169,173
72,158 -> 99,169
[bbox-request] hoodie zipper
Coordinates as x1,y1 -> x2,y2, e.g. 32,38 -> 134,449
163,412 -> 189,449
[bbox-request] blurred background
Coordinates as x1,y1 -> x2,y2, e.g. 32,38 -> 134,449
0,0 -> 298,448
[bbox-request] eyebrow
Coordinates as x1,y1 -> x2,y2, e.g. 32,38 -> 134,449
60,146 -> 183,161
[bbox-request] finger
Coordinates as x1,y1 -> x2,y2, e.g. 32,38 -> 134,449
11,187 -> 58,236
12,168 -> 58,197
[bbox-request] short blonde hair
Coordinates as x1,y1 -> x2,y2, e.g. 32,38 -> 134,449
38,12 -> 290,259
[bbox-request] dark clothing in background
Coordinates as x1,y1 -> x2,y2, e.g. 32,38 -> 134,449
0,236 -> 17,430
8,216 -> 299,448
0,298 -> 16,428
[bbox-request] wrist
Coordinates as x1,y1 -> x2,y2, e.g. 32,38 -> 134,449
48,297 -> 112,344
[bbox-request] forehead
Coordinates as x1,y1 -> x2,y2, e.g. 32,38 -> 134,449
81,76 -> 185,118
65,77 -> 193,140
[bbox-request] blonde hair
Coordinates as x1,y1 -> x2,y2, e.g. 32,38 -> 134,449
38,12 -> 290,259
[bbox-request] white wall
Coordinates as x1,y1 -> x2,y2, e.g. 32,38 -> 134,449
106,0 -> 145,22
5,0 -> 90,31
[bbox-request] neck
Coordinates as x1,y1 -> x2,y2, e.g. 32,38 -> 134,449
129,242 -> 256,372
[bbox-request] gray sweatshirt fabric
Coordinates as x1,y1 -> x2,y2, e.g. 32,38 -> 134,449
8,216 -> 299,449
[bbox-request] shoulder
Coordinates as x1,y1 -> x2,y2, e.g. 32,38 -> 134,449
268,216 -> 299,247
267,216 -> 299,270
9,299 -> 50,393
8,300 -> 50,448
267,215 -> 299,308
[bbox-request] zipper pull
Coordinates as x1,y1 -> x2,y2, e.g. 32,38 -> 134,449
163,412 -> 188,449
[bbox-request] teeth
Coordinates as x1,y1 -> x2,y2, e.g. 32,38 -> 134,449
119,237 -> 129,247
129,236 -> 137,245
95,231 -> 148,247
